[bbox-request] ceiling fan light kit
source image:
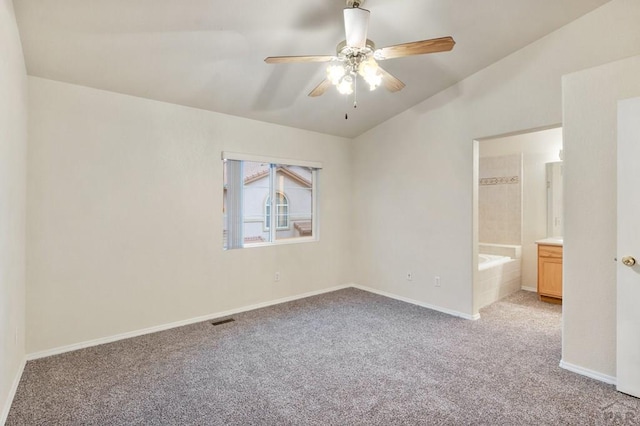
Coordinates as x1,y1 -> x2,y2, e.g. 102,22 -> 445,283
326,39 -> 382,94
264,0 -> 455,105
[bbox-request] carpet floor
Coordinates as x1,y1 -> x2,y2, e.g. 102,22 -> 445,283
6,288 -> 640,425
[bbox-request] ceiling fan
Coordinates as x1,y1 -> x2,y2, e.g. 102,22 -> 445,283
264,0 -> 455,98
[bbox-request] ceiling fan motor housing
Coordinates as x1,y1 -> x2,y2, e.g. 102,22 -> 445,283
336,39 -> 375,59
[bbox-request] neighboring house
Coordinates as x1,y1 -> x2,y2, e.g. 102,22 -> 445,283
223,162 -> 313,246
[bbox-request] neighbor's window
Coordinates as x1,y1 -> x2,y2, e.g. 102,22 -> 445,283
265,192 -> 289,230
222,152 -> 320,250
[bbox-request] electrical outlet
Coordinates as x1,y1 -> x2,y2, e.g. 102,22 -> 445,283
274,272 -> 280,282
406,271 -> 413,281
434,276 -> 441,287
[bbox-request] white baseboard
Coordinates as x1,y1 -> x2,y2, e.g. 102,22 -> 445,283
26,284 -> 351,361
352,284 -> 480,320
521,286 -> 537,293
27,283 -> 482,361
1,357 -> 26,425
559,359 -> 617,385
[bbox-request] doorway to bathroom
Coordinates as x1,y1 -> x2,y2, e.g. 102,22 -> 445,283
472,127 -> 563,315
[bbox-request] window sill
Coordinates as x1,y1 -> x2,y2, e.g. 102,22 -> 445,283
225,236 -> 318,250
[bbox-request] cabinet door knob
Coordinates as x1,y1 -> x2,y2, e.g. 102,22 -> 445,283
622,256 -> 636,267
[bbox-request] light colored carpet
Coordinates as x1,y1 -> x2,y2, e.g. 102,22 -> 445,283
7,289 -> 639,425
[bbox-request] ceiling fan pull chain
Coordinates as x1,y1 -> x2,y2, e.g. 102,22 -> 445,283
345,88 -> 349,120
353,75 -> 358,109
346,75 -> 358,119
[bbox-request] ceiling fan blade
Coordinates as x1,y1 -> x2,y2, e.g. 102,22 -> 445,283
308,79 -> 332,97
265,55 -> 335,64
378,67 -> 406,92
344,7 -> 369,48
376,36 -> 455,60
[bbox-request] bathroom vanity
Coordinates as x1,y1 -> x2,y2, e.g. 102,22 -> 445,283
536,238 -> 563,304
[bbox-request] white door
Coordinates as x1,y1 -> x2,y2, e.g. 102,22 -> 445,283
616,97 -> 640,398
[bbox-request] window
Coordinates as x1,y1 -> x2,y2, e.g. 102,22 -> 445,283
222,152 -> 320,250
265,192 -> 289,230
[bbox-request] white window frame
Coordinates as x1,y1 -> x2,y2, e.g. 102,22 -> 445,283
222,152 -> 321,249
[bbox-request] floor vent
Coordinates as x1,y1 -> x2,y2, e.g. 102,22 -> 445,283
211,318 -> 235,326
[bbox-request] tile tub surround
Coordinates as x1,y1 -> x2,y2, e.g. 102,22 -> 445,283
479,155 -> 523,245
477,244 -> 523,309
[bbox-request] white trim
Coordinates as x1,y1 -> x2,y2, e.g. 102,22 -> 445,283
26,284 -> 350,361
222,151 -> 323,169
521,286 -> 537,292
352,284 -> 480,320
312,169 -> 319,240
1,357 -> 26,425
559,359 -> 617,385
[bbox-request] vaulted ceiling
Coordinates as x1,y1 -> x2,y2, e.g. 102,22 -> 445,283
14,0 -> 610,138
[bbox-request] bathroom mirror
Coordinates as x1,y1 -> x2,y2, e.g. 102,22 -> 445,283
546,162 -> 563,237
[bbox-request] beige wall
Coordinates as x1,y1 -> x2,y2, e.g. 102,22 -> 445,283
562,55 -> 640,379
26,77 -> 354,354
352,0 -> 640,369
0,0 -> 27,421
480,128 -> 563,291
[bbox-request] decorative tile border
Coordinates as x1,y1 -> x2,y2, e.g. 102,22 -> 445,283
479,176 -> 520,186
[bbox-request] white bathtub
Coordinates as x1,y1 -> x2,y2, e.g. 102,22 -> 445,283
476,244 -> 522,309
478,253 -> 511,271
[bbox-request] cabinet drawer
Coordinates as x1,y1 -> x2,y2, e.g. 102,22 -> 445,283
538,244 -> 563,259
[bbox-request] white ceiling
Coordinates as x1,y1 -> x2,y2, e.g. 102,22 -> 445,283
14,0 -> 610,138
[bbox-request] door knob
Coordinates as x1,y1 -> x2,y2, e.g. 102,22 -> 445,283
622,256 -> 636,267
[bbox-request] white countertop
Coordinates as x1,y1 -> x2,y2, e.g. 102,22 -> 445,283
535,237 -> 563,246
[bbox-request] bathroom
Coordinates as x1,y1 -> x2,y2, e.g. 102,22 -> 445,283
474,127 -> 563,311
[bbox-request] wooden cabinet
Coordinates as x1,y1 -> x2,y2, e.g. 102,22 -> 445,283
537,244 -> 563,304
